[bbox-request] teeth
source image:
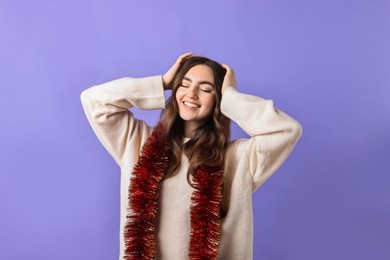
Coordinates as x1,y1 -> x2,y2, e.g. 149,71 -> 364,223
183,102 -> 200,108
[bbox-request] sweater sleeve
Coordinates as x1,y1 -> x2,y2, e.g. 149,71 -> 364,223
221,87 -> 303,192
80,75 -> 166,167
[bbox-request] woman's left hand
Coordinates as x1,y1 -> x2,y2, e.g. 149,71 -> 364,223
221,64 -> 237,95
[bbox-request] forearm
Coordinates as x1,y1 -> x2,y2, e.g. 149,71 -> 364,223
80,76 -> 165,117
221,87 -> 302,138
80,75 -> 166,165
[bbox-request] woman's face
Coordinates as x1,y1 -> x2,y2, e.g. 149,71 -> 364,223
175,64 -> 216,128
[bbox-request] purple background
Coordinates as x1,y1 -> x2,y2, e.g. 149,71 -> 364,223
1,1 -> 389,259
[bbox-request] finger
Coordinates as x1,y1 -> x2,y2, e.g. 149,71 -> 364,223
178,52 -> 193,62
181,52 -> 193,57
221,64 -> 232,70
222,64 -> 233,75
223,64 -> 236,73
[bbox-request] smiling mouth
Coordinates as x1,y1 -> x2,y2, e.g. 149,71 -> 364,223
183,101 -> 200,108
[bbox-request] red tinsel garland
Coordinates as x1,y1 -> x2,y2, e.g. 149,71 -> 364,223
123,123 -> 223,260
188,165 -> 223,260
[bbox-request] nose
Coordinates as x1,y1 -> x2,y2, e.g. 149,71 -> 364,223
187,87 -> 198,99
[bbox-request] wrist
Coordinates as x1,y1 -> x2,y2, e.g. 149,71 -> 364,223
162,76 -> 169,90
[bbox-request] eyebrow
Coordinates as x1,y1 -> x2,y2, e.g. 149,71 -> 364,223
183,77 -> 214,87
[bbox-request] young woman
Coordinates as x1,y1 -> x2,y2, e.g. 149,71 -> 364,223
80,52 -> 302,260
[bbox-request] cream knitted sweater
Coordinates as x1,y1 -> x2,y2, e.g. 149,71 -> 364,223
80,75 -> 302,260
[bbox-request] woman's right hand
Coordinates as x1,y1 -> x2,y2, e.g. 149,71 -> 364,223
162,52 -> 193,90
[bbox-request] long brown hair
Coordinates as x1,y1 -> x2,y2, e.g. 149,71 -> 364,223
160,55 -> 231,185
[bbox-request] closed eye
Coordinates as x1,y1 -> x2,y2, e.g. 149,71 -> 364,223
180,85 -> 189,88
201,89 -> 212,93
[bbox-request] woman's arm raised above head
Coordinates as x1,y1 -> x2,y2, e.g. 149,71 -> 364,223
80,76 -> 166,166
221,86 -> 303,191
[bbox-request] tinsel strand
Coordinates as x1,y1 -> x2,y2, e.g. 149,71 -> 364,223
123,124 -> 169,260
188,165 -> 223,260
